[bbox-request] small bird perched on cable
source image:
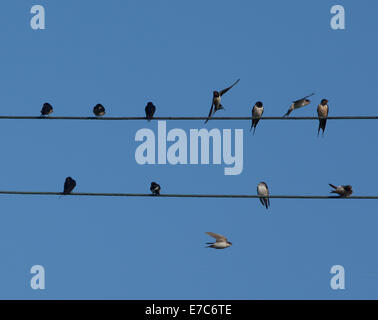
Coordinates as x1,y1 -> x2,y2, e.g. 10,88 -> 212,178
205,232 -> 232,249
317,99 -> 329,136
63,177 -> 76,195
150,182 -> 160,195
329,184 -> 353,197
257,182 -> 270,209
250,101 -> 264,134
205,79 -> 240,123
41,102 -> 53,116
93,104 -> 106,116
145,102 -> 156,121
283,93 -> 315,117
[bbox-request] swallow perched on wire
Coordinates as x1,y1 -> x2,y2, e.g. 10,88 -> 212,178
41,103 -> 53,116
317,99 -> 329,136
257,182 -> 270,209
93,104 -> 106,116
205,79 -> 240,123
283,93 -> 315,117
150,182 -> 160,195
250,101 -> 264,134
145,102 -> 156,121
205,232 -> 232,249
63,177 -> 76,195
329,184 -> 353,197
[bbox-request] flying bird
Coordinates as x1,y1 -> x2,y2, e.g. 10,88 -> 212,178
250,101 -> 264,134
63,177 -> 76,195
150,182 -> 160,195
317,99 -> 329,136
283,93 -> 315,117
205,232 -> 232,249
329,184 -> 353,197
205,79 -> 240,123
93,104 -> 106,116
145,102 -> 156,121
257,182 -> 270,209
41,103 -> 53,116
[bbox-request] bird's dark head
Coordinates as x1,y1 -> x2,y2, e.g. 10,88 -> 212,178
213,91 -> 220,97
66,177 -> 72,182
147,102 -> 154,106
256,101 -> 263,107
344,185 -> 353,191
321,99 -> 328,105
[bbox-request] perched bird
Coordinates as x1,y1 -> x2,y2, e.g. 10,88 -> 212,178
145,102 -> 156,121
257,182 -> 270,209
283,93 -> 315,117
205,232 -> 232,249
63,177 -> 76,195
250,101 -> 264,134
317,99 -> 329,136
150,182 -> 160,195
205,79 -> 240,123
93,104 -> 106,116
329,184 -> 353,197
41,103 -> 53,116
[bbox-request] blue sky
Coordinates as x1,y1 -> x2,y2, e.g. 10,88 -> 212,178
0,0 -> 377,299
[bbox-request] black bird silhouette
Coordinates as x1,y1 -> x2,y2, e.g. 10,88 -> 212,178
93,104 -> 106,116
41,103 -> 53,116
63,177 -> 76,195
145,102 -> 156,121
150,182 -> 160,195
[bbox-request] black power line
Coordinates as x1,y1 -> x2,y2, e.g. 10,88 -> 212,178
0,116 -> 377,121
0,191 -> 377,199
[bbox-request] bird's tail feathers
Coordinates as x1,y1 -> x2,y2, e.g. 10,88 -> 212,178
329,184 -> 337,189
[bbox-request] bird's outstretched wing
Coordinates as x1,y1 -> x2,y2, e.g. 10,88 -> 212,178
303,92 -> 315,99
293,93 -> 315,103
204,101 -> 214,123
206,232 -> 227,242
219,79 -> 240,96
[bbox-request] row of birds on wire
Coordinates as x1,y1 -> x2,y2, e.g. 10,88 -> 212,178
61,178 -> 353,202
38,78 -> 329,136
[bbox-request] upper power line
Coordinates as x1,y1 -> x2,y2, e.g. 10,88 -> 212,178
0,116 -> 377,121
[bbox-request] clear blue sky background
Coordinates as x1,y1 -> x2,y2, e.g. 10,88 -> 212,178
0,0 -> 377,299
